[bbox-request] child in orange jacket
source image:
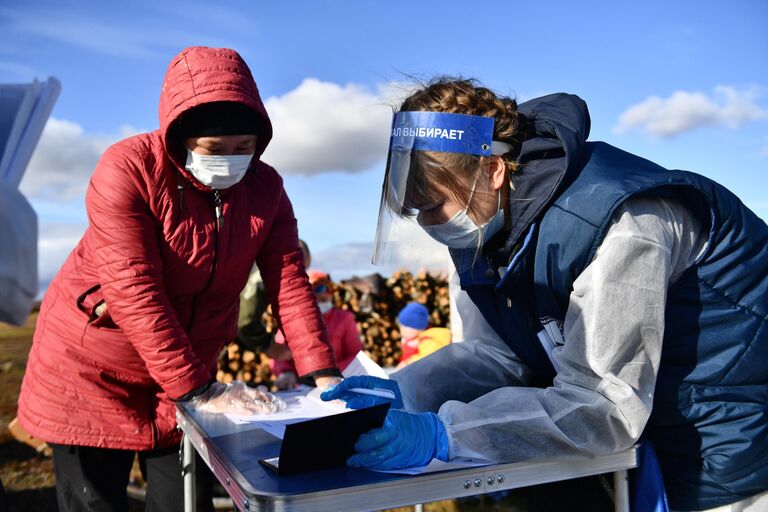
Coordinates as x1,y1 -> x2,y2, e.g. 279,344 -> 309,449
396,302 -> 451,368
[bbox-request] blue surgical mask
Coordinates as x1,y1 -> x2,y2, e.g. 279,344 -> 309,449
419,185 -> 504,249
185,150 -> 254,189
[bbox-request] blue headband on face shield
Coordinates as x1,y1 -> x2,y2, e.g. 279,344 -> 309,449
390,111 -> 494,156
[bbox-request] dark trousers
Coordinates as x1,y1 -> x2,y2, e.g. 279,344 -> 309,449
51,443 -> 215,512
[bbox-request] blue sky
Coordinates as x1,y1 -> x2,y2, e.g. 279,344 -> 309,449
2,0 -> 767,288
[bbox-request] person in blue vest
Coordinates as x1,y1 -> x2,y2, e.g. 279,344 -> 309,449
322,79 -> 768,512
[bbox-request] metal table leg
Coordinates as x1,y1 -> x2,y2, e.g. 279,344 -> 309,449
613,469 -> 629,512
182,434 -> 197,512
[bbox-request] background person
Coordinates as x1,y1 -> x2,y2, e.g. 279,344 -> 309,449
394,302 -> 451,368
272,270 -> 363,389
236,239 -> 312,362
16,46 -> 340,512
325,78 -> 768,512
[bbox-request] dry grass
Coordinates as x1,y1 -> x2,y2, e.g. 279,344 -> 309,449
0,313 -> 59,510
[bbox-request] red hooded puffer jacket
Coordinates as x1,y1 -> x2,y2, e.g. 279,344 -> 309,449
17,47 -> 337,450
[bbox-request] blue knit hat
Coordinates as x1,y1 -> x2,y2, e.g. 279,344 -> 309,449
397,302 -> 429,330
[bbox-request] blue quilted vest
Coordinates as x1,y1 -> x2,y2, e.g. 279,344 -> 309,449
452,141 -> 768,510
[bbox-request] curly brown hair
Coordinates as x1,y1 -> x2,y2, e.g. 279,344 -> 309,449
400,78 -> 527,161
396,78 -> 527,220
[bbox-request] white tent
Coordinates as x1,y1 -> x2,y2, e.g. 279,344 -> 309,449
0,77 -> 60,325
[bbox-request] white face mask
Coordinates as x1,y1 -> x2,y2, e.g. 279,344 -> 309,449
185,149 -> 254,189
317,300 -> 333,314
419,183 -> 504,249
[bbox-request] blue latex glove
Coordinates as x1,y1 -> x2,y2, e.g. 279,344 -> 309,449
320,375 -> 404,409
347,409 -> 449,470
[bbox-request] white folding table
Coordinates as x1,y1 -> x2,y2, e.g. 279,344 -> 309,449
177,401 -> 637,512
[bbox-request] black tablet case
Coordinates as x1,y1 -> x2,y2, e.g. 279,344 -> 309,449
260,402 -> 390,475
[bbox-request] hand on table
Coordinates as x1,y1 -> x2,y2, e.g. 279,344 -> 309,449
313,375 -> 342,391
192,381 -> 285,415
347,409 -> 449,470
319,375 -> 404,409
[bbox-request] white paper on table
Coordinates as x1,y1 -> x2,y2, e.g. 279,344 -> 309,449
224,387 -> 348,438
222,387 -> 492,475
299,383 -> 493,475
342,350 -> 390,379
371,457 -> 493,475
221,350 -> 389,433
303,385 -> 350,409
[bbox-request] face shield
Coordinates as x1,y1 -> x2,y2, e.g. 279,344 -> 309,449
372,111 -> 496,267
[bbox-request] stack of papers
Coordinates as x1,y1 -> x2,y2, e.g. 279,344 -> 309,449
215,352 -> 493,475
225,387 -> 346,438
225,350 -> 388,434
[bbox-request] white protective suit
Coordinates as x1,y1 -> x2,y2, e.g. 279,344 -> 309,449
395,195 -> 705,460
394,194 -> 768,511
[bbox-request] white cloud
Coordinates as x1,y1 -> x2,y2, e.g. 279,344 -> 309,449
37,222 -> 87,290
313,217 -> 452,281
312,242 -> 380,279
261,79 -> 394,175
614,86 -> 768,137
20,78 -> 395,203
19,118 -> 139,202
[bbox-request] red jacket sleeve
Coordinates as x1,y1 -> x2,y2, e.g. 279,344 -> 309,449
256,188 -> 337,377
86,145 -> 211,399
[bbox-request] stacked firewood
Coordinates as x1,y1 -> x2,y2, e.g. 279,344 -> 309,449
217,270 -> 451,388
335,270 -> 451,367
216,344 -> 272,386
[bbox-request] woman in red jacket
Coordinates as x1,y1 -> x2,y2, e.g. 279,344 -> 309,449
17,46 -> 340,512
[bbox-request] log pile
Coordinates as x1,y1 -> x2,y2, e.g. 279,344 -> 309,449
336,270 -> 451,367
217,270 -> 451,388
216,343 -> 272,386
